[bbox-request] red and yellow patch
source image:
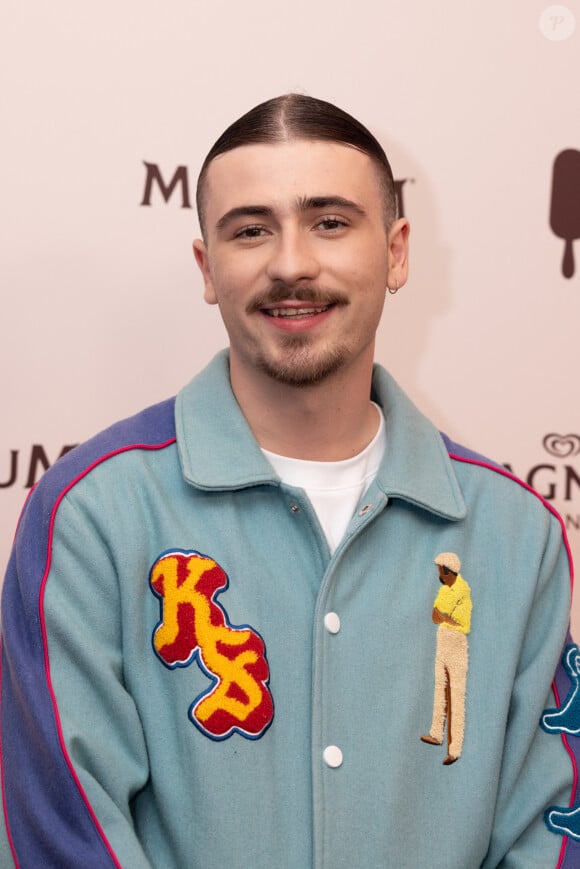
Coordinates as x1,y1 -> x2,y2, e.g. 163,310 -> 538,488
150,549 -> 274,740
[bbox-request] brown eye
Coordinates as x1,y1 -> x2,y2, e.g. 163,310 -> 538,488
234,224 -> 268,241
315,216 -> 348,232
235,225 -> 267,239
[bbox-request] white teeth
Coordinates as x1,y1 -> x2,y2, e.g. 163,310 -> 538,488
267,306 -> 329,318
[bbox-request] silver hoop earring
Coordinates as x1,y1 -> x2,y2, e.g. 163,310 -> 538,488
388,280 -> 398,295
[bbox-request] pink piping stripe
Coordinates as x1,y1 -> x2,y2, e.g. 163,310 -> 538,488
448,454 -> 575,588
37,438 -> 176,869
449,452 -> 577,869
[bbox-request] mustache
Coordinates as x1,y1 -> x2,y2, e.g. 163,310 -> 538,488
246,285 -> 349,315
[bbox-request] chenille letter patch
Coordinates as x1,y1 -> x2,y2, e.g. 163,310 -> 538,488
149,549 -> 274,740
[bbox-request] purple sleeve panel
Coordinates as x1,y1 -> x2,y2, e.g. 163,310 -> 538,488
550,635 -> 580,869
1,397 -> 177,868
441,432 -> 578,869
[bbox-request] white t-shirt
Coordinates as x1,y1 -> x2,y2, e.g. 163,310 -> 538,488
261,403 -> 386,554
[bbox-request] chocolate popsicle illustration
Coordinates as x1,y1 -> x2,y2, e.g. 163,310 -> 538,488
550,149 -> 580,279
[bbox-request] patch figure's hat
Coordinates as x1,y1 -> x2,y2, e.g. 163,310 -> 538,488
434,552 -> 461,574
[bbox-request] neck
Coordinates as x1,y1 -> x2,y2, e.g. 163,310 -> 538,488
229,352 -> 379,461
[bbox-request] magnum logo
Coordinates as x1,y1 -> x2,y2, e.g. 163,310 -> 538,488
140,163 -> 192,210
543,434 -> 580,459
140,161 -> 411,218
550,149 -> 580,278
0,444 -> 77,489
504,434 -> 580,534
150,549 -> 274,740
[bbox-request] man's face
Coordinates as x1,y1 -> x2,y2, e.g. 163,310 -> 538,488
194,140 -> 409,389
438,564 -> 457,586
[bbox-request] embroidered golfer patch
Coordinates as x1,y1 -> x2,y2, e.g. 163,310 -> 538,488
420,552 -> 472,765
149,549 -> 274,740
541,643 -> 580,839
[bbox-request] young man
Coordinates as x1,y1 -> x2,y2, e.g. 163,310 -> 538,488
1,94 -> 578,867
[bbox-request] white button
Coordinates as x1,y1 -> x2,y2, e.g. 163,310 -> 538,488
323,745 -> 343,768
324,612 -> 341,634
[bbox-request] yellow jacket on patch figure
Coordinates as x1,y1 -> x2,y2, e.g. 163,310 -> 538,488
422,552 -> 473,764
433,573 -> 472,634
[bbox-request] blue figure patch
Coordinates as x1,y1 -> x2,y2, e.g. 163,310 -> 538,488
541,644 -> 580,737
545,805 -> 580,842
541,643 -> 580,840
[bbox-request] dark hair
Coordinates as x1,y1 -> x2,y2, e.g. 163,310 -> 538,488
196,93 -> 396,238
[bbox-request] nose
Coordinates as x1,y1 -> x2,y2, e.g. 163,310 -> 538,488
265,228 -> 321,285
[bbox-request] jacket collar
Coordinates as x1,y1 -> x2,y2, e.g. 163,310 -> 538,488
175,351 -> 466,521
370,366 -> 466,521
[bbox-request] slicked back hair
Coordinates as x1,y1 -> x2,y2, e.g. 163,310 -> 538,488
196,93 -> 397,239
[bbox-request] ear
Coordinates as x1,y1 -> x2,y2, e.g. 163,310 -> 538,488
193,239 -> 218,305
386,218 -> 410,290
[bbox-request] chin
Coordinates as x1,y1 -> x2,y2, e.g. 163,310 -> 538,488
257,345 -> 349,387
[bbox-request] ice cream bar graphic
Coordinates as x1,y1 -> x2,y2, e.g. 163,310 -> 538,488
550,149 -> 580,278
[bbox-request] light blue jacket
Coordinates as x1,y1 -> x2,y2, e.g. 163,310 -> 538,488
2,352 -> 578,868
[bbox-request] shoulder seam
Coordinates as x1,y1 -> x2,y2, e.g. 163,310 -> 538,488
448,450 -> 574,589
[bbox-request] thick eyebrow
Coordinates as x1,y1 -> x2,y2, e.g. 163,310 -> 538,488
297,195 -> 367,217
215,205 -> 274,233
214,195 -> 367,234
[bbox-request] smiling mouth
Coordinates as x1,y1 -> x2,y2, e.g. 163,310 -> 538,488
263,305 -> 333,319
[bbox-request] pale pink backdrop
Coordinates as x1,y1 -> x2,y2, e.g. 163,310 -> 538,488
2,2 -> 579,629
